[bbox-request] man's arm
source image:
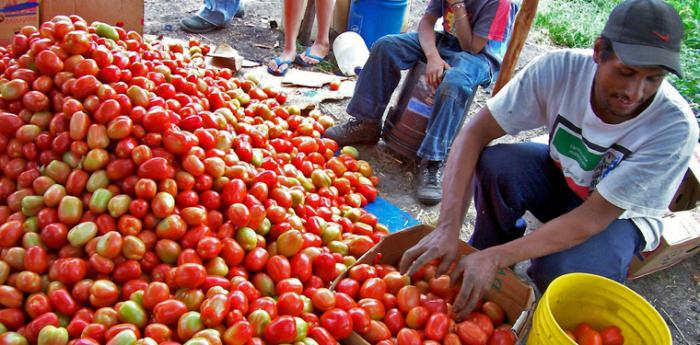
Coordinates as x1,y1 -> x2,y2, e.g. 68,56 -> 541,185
417,12 -> 451,88
449,189 -> 624,319
399,106 -> 506,276
448,0 -> 488,54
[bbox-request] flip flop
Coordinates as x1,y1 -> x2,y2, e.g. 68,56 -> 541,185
267,57 -> 293,76
295,47 -> 326,67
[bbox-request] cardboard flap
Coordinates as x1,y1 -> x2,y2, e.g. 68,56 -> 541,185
662,209 -> 700,245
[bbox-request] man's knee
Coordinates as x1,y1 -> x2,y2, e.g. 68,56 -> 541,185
370,34 -> 402,54
529,250 -> 628,293
437,70 -> 476,99
476,144 -> 513,177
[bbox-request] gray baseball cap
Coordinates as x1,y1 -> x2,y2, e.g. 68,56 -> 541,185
602,0 -> 684,77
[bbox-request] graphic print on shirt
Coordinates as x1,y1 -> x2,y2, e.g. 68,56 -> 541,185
443,6 -> 459,36
550,115 -> 630,199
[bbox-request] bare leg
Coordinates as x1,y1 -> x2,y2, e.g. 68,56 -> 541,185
269,0 -> 305,72
299,0 -> 334,64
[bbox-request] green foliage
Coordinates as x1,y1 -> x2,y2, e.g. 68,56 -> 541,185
534,0 -> 699,114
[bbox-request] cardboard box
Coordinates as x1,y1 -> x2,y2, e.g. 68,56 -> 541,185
331,225 -> 536,343
0,0 -> 40,46
40,0 -> 144,33
628,143 -> 700,279
628,209 -> 700,279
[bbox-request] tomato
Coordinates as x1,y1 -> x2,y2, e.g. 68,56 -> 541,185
360,277 -> 387,300
277,292 -> 304,316
578,329 -> 603,345
600,325 -> 624,345
153,299 -> 188,325
397,285 -> 421,314
456,321 -> 488,345
481,301 -> 506,326
465,312 -> 494,337
311,288 -> 336,312
320,308 -> 353,339
383,308 -> 405,335
574,323 -> 594,340
174,263 -> 207,288
397,328 -> 422,345
264,315 -> 297,344
424,312 -> 450,341
360,320 -> 392,343
487,329 -> 517,345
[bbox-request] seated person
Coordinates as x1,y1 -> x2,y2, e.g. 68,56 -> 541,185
325,0 -> 516,205
181,0 -> 245,33
398,0 -> 695,318
268,0 -> 335,76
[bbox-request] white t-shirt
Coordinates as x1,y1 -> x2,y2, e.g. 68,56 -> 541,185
487,49 -> 699,251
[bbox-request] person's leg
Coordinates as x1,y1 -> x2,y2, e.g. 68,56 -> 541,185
269,0 -> 305,74
470,142 -> 584,249
528,219 -> 644,292
415,39 -> 492,205
182,0 -> 242,33
417,48 -> 492,162
298,0 -> 334,65
324,33 -> 425,146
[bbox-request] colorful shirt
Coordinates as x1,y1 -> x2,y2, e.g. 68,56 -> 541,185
426,0 -> 515,67
487,49 -> 699,251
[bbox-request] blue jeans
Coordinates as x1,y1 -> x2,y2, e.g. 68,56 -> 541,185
346,32 -> 493,162
198,0 -> 241,26
470,143 -> 645,292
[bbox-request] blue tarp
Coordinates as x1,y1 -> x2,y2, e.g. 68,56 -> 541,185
363,196 -> 420,233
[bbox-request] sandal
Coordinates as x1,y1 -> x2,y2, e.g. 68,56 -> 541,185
295,47 -> 327,67
267,56 -> 294,76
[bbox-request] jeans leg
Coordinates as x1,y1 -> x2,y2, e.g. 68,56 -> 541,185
470,143 -> 583,249
346,33 -> 424,121
198,0 -> 241,26
529,219 -> 644,292
416,51 -> 491,161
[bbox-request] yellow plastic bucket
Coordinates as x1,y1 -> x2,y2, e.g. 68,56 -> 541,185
526,273 -> 671,344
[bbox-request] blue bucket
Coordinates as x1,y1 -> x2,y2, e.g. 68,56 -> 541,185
347,0 -> 408,49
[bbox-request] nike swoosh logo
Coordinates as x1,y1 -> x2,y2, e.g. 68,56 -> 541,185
653,31 -> 669,42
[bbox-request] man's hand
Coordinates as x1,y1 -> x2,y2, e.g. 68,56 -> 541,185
398,226 -> 460,278
425,55 -> 450,89
449,249 -> 500,320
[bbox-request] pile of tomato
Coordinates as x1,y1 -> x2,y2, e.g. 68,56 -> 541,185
0,15 -> 394,345
331,260 -> 516,345
564,323 -> 624,345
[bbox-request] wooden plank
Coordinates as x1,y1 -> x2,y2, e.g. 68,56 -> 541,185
299,0 -> 317,46
492,0 -> 540,95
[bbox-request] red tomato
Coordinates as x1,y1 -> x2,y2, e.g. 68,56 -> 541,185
578,329 -> 603,345
487,329 -> 517,345
456,320 -> 488,345
321,308 -> 354,339
600,325 -> 624,345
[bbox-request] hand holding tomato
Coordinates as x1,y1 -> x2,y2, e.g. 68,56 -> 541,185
399,225 -> 460,279
449,249 -> 501,320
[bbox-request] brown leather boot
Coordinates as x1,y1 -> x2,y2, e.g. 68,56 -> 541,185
324,118 -> 382,146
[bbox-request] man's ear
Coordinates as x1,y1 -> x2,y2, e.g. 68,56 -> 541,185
592,38 -> 602,64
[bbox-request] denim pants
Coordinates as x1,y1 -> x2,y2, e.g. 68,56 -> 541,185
198,0 -> 241,26
470,143 -> 645,292
346,32 -> 493,162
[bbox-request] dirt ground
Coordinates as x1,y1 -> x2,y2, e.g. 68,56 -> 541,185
144,0 -> 699,342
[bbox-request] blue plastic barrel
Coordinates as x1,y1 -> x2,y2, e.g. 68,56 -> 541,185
347,0 -> 408,49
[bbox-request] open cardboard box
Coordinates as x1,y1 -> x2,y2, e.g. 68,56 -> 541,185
628,143 -> 700,279
331,225 -> 536,344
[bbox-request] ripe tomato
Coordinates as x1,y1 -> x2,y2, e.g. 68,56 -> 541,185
600,325 -> 624,345
578,329 -> 603,345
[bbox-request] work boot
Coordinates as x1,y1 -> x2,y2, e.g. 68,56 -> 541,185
416,159 -> 444,205
324,118 -> 382,146
180,15 -> 221,33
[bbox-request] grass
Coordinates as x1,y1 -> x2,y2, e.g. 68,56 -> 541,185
533,0 -> 700,115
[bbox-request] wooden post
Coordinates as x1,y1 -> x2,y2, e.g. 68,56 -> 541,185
492,0 -> 540,95
299,0 -> 317,46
